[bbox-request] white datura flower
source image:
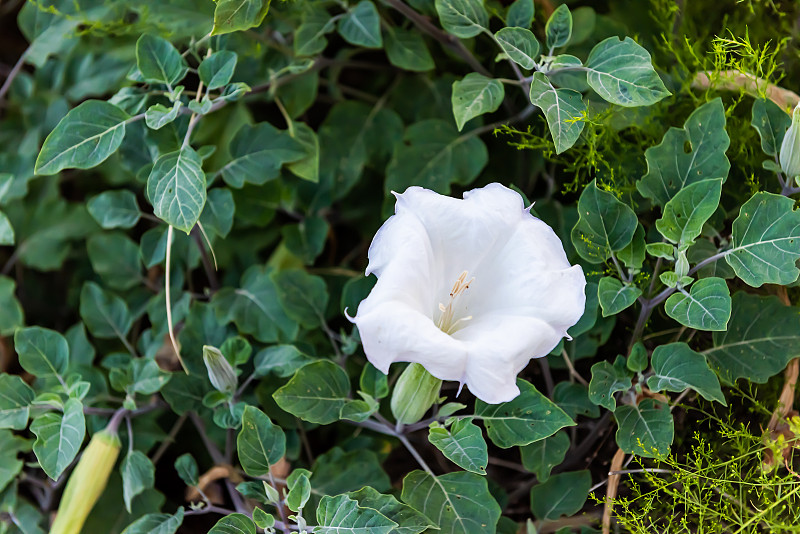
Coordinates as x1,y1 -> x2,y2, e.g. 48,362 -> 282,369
351,183 -> 586,404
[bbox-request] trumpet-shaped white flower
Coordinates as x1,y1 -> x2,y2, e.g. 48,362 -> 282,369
352,183 -> 586,404
780,102 -> 800,180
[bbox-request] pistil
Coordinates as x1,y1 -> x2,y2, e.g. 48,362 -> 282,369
436,270 -> 474,334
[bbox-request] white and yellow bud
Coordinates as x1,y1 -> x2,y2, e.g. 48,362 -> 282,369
203,345 -> 238,395
390,363 -> 442,425
780,103 -> 800,179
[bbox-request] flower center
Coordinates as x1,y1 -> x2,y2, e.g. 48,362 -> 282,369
436,270 -> 474,335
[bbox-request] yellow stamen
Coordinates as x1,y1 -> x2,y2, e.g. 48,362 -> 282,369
437,271 -> 475,334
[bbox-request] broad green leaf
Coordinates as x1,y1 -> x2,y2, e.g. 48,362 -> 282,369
273,360 -> 350,424
146,147 -> 206,234
294,11 -> 336,57
135,34 -> 187,85
349,487 -> 436,534
360,363 -> 389,400
87,232 -> 142,290
615,399 -> 673,458
545,4 -> 571,49
494,27 -> 539,70
647,242 -> 675,259
585,36 -> 670,107
31,398 -> 85,480
209,513 -> 256,534
0,211 -> 13,245
0,276 -> 23,336
688,240 -> 735,279
174,453 -> 199,487
338,1 -> 382,48
656,178 -> 722,246
627,342 -> 649,373
428,417 -> 488,474
212,0 -> 271,35
386,119 -> 487,193
35,100 -> 129,175
647,343 -> 725,404
237,406 -> 286,476
506,0 -> 534,28
529,470 -> 590,520
271,269 -> 329,328
664,277 -> 731,331
121,508 -> 184,534
87,190 -> 141,229
451,73 -> 504,131
552,382 -> 599,419
282,216 -> 329,265
751,97 -> 790,157
385,28 -> 434,72
122,450 -> 155,513
571,180 -> 637,263
284,469 -> 312,511
474,379 -> 574,448
315,494 -> 397,534
311,447 -> 391,496
618,224 -> 646,269
725,192 -> 800,287
637,98 -> 730,206
199,188 -> 235,238
597,277 -> 641,317
0,374 -> 35,430
704,292 -> 800,383
219,122 -> 306,188
253,508 -> 275,529
339,393 -> 379,422
198,51 -> 238,90
434,0 -> 488,38
588,356 -> 632,411
520,430 -> 569,482
144,102 -> 181,130
129,359 -> 171,394
0,430 -> 26,493
254,345 -> 314,378
14,326 -> 69,379
79,282 -> 133,340
529,72 -> 586,154
401,470 -> 501,534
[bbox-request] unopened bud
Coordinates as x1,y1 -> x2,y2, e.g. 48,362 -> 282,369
780,103 -> 800,179
675,249 -> 690,278
390,363 -> 442,425
203,345 -> 238,395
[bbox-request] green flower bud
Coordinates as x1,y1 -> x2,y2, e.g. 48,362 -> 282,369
780,103 -> 800,179
50,429 -> 121,534
203,345 -> 238,394
390,363 -> 442,425
675,249 -> 690,278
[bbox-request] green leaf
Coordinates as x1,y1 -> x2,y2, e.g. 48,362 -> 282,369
725,192 -> 800,287
598,277 -> 641,317
220,122 -> 306,188
209,513 -> 256,534
656,178 -> 722,246
338,1 -> 382,48
704,292 -> 800,383
340,393 -> 379,422
0,276 -> 23,336
31,398 -> 85,480
0,430 -> 26,493
129,359 -> 171,394
506,0 -> 534,28
87,190 -> 141,229
585,36 -> 670,107
135,34 -> 187,85
294,11 -> 336,57
688,240 -> 735,279
545,4 -> 572,49
79,282 -> 133,340
360,363 -> 389,400
144,102 -> 182,130
174,453 -> 199,487
751,97 -> 790,157
385,28 -> 434,72
87,232 -> 142,291
618,224 -> 646,269
627,342 -> 649,373
273,360 -> 350,424
198,51 -> 238,90
434,0 -> 488,38
254,345 -> 314,378
122,508 -> 184,534
529,72 -> 586,154
0,374 -> 35,430
14,326 -> 69,379
146,147 -> 207,234
588,356 -> 632,411
647,343 -> 725,404
271,269 -> 329,328
451,73 -> 504,131
401,470 -> 501,534
311,447 -> 391,496
571,180 -> 638,263
386,119 -> 487,193
199,188 -> 235,238
349,487 -> 436,534
315,494 -> 397,534
428,417 -> 488,474
0,211 -> 13,245
212,0 -> 271,35
646,242 -> 675,259
122,450 -> 155,513
529,470 -> 590,520
35,100 -> 129,175
615,399 -> 673,458
664,277 -> 731,331
552,382 -> 599,419
286,470 -> 311,512
474,379 -> 574,448
637,98 -> 730,206
494,28 -> 539,70
237,405 -> 286,477
520,430 -> 569,482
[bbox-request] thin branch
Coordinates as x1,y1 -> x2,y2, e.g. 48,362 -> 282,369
0,47 -> 30,106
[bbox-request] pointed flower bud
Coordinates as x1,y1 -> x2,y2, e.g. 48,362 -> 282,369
780,103 -> 800,179
390,363 -> 443,425
203,345 -> 238,394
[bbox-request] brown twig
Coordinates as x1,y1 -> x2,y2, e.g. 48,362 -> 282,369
602,447 -> 626,534
692,70 -> 800,110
